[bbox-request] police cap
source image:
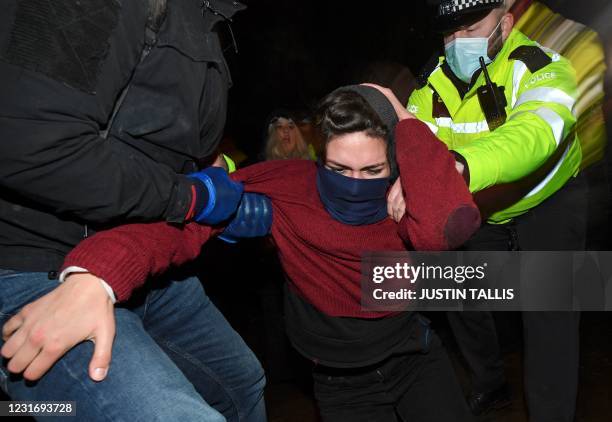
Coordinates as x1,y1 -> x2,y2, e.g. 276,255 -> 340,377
431,0 -> 505,33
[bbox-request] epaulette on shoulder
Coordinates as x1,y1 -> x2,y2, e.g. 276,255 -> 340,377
508,45 -> 552,73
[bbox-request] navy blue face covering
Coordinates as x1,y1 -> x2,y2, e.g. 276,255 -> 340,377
316,164 -> 390,226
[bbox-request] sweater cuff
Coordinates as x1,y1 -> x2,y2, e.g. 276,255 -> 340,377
61,237 -> 150,302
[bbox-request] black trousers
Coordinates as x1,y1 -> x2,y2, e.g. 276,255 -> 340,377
448,174 -> 587,422
312,334 -> 474,422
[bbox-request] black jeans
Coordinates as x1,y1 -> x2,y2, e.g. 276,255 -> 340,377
312,334 -> 474,422
448,174 -> 587,422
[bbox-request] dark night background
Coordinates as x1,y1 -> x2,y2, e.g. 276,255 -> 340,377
225,0 -> 439,157
222,0 -> 612,159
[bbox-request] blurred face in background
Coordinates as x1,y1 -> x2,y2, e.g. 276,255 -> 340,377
273,117 -> 300,155
266,116 -> 310,160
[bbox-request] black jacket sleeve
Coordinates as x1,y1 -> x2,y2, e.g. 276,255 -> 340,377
0,0 -> 193,224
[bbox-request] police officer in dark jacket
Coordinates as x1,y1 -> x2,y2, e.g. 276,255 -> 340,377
0,1 -> 266,421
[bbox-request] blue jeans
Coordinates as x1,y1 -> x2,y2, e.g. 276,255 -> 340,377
0,270 -> 266,422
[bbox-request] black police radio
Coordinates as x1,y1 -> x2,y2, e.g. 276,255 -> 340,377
476,56 -> 507,131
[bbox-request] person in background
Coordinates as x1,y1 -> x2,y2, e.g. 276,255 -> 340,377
264,110 -> 312,160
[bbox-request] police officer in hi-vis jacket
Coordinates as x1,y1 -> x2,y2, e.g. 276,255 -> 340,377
388,1 -> 586,420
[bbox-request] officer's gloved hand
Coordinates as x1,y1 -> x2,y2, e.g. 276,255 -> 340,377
188,167 -> 244,225
219,193 -> 273,243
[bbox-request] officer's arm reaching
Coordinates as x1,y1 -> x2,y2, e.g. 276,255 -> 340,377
451,56 -> 578,192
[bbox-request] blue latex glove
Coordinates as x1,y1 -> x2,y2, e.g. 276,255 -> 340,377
188,167 -> 244,225
219,193 -> 273,243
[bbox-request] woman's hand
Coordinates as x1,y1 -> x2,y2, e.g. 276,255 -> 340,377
1,273 -> 115,382
361,83 -> 416,121
387,178 -> 407,223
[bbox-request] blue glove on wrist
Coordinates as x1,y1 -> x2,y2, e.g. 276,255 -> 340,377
219,193 -> 273,243
188,167 -> 244,225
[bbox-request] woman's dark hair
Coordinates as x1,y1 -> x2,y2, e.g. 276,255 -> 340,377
315,89 -> 398,179
316,90 -> 387,144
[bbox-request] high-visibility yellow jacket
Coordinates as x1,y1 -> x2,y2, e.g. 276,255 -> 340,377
407,29 -> 581,223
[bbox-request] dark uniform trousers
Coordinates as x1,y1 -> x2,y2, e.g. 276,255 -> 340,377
448,173 -> 587,422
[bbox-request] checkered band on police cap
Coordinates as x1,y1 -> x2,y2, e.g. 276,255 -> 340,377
439,0 -> 504,16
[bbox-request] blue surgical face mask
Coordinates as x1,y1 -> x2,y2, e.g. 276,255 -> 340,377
316,164 -> 390,226
444,19 -> 503,83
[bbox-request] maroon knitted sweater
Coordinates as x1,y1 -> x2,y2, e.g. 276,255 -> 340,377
62,119 -> 480,318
